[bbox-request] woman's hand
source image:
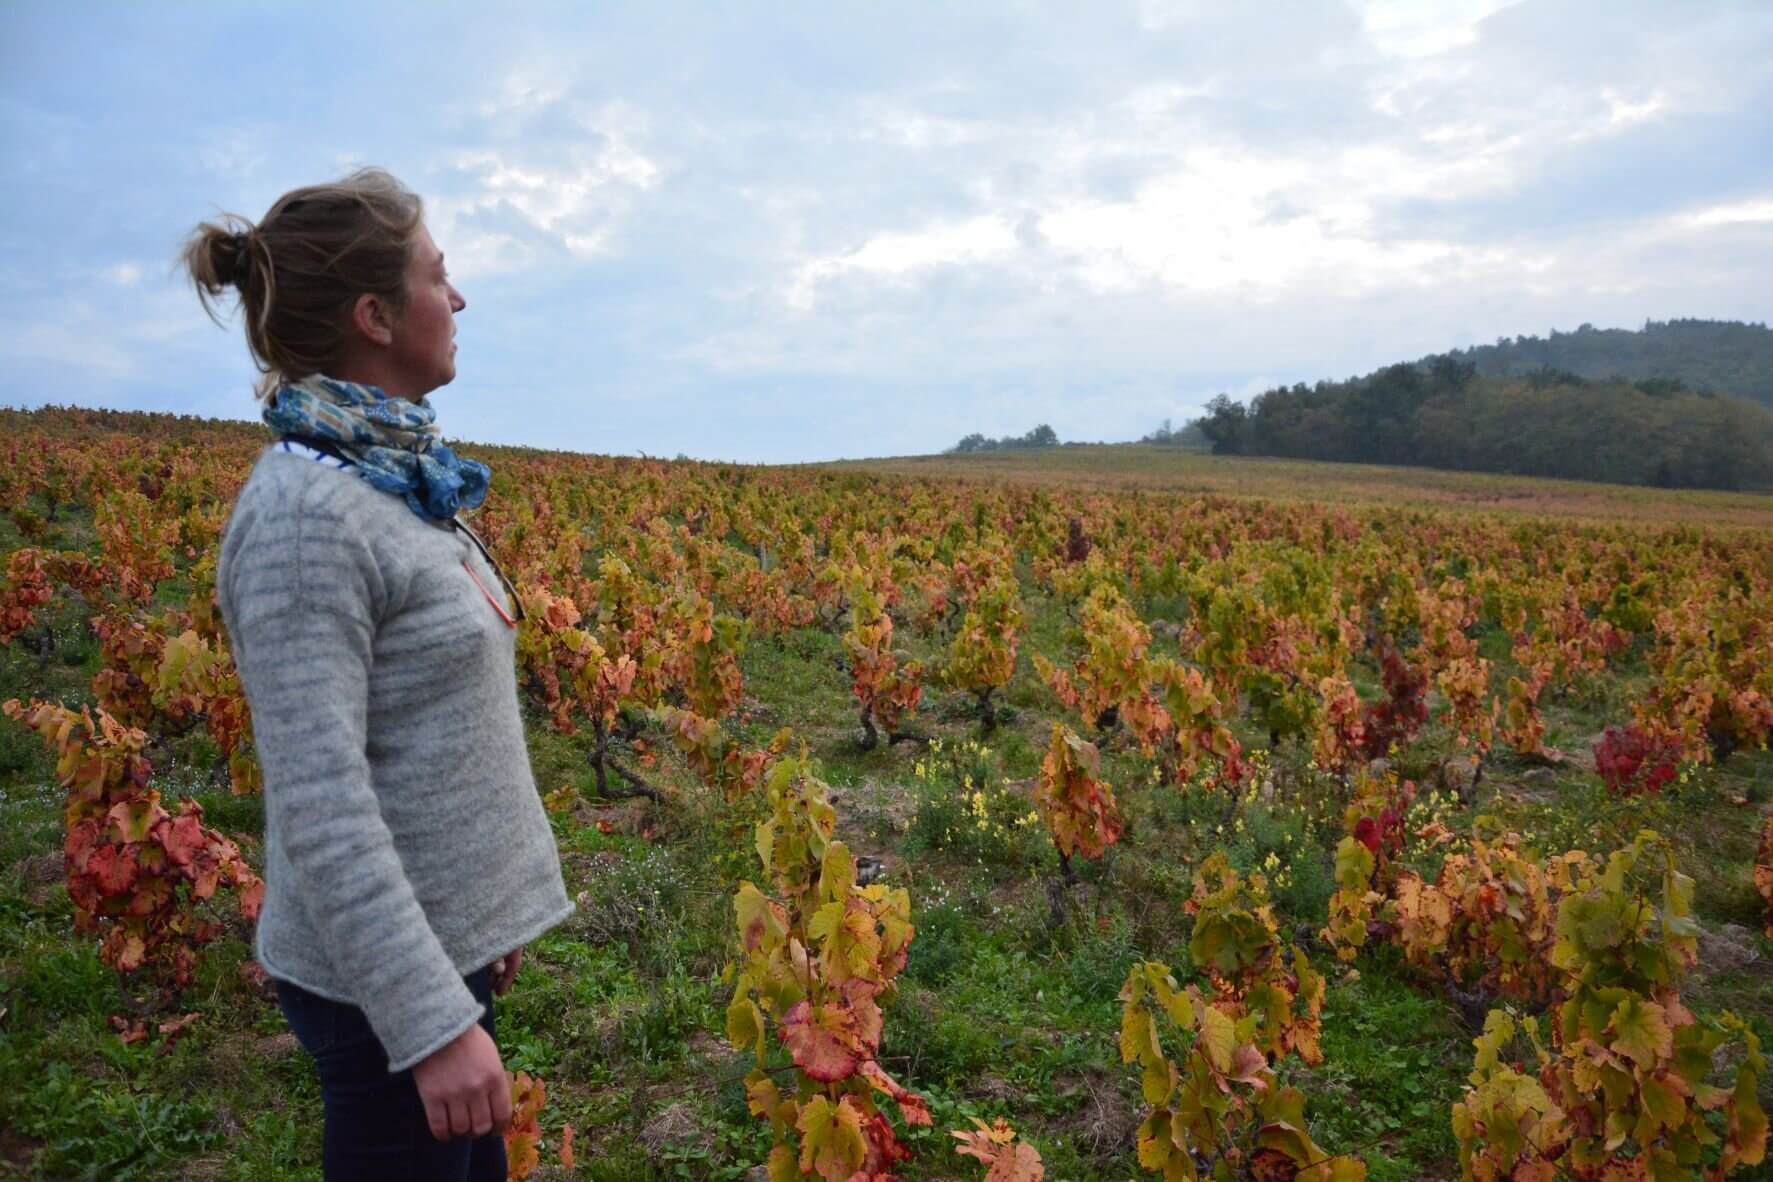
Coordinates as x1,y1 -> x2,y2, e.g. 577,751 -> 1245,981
491,946 -> 523,995
412,1023 -> 510,1141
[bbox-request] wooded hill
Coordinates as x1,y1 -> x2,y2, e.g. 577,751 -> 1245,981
1448,319 -> 1773,407
1193,321 -> 1773,491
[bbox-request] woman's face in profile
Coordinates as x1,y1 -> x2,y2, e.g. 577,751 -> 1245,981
386,223 -> 466,397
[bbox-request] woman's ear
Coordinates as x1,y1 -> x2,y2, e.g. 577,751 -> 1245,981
350,291 -> 397,347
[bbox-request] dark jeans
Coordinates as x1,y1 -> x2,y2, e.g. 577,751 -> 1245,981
275,966 -> 507,1182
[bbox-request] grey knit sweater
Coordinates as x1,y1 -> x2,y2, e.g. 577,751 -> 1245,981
218,447 -> 572,1072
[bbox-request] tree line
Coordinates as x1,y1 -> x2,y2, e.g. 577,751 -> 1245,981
1193,358 -> 1773,490
1449,318 -> 1773,408
947,424 -> 1060,453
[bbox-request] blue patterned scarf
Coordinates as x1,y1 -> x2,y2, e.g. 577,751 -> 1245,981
263,375 -> 490,521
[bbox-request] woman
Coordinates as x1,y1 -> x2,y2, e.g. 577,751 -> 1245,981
192,168 -> 572,1181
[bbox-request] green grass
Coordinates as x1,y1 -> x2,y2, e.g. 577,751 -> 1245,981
1307,972 -> 1469,1181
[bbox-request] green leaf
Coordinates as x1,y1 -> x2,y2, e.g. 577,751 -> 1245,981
726,994 -> 766,1062
1151,969 -> 1195,1028
1472,1010 -> 1515,1075
754,819 -> 776,877
735,882 -> 788,953
806,899 -> 844,944
1199,1005 -> 1235,1073
1640,1072 -> 1688,1133
818,842 -> 856,902
1608,995 -> 1673,1070
1577,894 -> 1633,952
1333,836 -> 1375,891
796,1094 -> 866,1182
1121,1003 -> 1160,1068
1136,1109 -> 1194,1179
1645,1145 -> 1687,1182
1143,1056 -> 1179,1106
1189,912 -> 1271,977
1725,1066 -> 1769,1170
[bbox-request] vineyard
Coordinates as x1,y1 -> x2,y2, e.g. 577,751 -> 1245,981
2,403 -> 1772,1181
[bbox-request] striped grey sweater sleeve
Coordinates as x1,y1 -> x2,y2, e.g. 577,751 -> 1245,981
225,476 -> 483,1070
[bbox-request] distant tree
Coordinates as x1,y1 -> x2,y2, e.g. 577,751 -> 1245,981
1141,418 -> 1209,447
1197,394 -> 1248,455
1635,377 -> 1688,399
1521,366 -> 1586,389
1428,355 -> 1477,392
947,425 -> 1063,453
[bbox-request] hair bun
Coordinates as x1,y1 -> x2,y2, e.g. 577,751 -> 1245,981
218,230 -> 256,287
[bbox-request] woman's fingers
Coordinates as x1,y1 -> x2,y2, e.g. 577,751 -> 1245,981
424,1082 -> 503,1141
468,1089 -> 494,1138
449,1095 -> 474,1137
423,1095 -> 451,1142
490,1070 -> 514,1132
492,947 -> 523,995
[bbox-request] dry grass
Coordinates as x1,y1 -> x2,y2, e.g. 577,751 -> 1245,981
824,445 -> 1773,528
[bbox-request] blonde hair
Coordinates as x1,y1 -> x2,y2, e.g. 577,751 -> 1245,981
183,168 -> 425,395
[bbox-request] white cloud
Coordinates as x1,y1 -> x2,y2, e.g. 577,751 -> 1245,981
1602,88 -> 1666,128
104,262 -> 142,286
858,105 -> 992,149
1038,173 -> 1475,297
780,123 -> 1530,310
1679,198 -> 1773,229
1134,0 -> 1212,32
787,215 -> 1020,309
429,102 -> 662,277
1354,0 -> 1520,59
1122,83 -> 1215,120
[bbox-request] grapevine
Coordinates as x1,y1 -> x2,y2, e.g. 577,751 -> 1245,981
3,698 -> 263,997
1453,833 -> 1768,1179
726,751 -> 931,1180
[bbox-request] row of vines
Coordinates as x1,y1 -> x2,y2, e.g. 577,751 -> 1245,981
2,406 -> 1772,1179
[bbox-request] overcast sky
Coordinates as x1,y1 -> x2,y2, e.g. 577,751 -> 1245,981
2,1 -> 1769,462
